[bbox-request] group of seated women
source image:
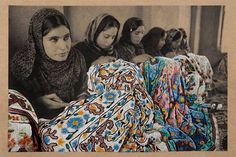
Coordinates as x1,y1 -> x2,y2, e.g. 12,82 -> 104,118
8,8 -> 218,152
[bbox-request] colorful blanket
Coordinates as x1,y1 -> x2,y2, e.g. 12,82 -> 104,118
38,60 -> 157,152
139,56 -> 216,151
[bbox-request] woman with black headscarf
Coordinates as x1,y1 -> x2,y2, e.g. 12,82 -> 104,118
10,8 -> 88,119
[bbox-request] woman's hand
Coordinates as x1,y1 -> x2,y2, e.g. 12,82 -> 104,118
131,54 -> 153,64
91,56 -> 116,65
165,51 -> 176,58
36,93 -> 69,109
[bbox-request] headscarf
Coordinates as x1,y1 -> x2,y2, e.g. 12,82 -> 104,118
161,28 -> 183,56
74,13 -> 120,68
10,8 -> 87,103
141,27 -> 166,57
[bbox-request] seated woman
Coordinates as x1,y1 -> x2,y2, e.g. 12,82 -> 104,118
10,8 -> 88,119
178,28 -> 191,53
161,28 -> 184,57
141,27 -> 167,57
31,13 -> 163,152
73,13 -> 120,70
114,17 -> 152,64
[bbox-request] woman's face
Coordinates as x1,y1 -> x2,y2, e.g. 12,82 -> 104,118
157,33 -> 167,50
171,37 -> 182,49
43,25 -> 71,61
130,26 -> 145,45
96,27 -> 118,49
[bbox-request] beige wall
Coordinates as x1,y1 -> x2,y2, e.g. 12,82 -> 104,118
142,6 -> 191,36
64,6 -> 191,43
64,6 -> 142,43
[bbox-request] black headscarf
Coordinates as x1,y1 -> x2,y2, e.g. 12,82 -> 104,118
161,28 -> 183,56
10,8 -> 87,104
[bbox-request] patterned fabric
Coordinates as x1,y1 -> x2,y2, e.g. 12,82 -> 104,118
8,89 -> 40,152
139,57 -> 216,151
173,54 -> 213,104
8,56 -> 216,152
39,59 -> 161,152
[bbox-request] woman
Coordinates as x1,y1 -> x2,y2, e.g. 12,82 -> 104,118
141,27 -> 167,57
161,28 -> 213,104
161,28 -> 184,58
115,17 -> 152,64
178,28 -> 191,53
10,8 -> 88,119
73,13 -> 120,70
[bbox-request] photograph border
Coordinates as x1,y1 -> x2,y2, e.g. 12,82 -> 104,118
1,0 -> 236,156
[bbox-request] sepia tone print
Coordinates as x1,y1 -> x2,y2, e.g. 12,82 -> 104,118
6,5 -> 229,153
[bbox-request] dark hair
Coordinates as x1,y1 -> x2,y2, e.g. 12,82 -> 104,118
172,31 -> 182,41
141,27 -> 166,56
94,15 -> 120,43
42,14 -> 71,36
178,28 -> 187,38
120,17 -> 144,42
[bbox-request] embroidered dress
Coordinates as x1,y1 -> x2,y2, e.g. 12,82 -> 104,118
139,56 -> 216,151
8,89 -> 40,152
39,60 -> 157,152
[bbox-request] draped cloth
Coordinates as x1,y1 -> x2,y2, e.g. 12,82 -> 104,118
139,57 -> 216,151
38,60 -> 158,152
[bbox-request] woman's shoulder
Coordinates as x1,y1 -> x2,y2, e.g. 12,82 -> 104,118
73,41 -> 87,50
114,41 -> 134,52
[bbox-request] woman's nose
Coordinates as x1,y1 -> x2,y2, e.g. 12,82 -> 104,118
58,41 -> 68,51
138,34 -> 144,40
106,38 -> 113,46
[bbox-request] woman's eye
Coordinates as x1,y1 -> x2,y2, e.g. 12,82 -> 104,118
49,38 -> 58,42
64,35 -> 70,41
104,35 -> 109,39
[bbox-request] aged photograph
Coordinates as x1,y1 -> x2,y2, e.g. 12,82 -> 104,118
8,6 -> 227,152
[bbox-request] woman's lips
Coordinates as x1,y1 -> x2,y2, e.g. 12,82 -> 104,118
58,52 -> 68,57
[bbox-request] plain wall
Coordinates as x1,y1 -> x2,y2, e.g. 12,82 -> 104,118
64,6 -> 191,43
64,6 -> 142,43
